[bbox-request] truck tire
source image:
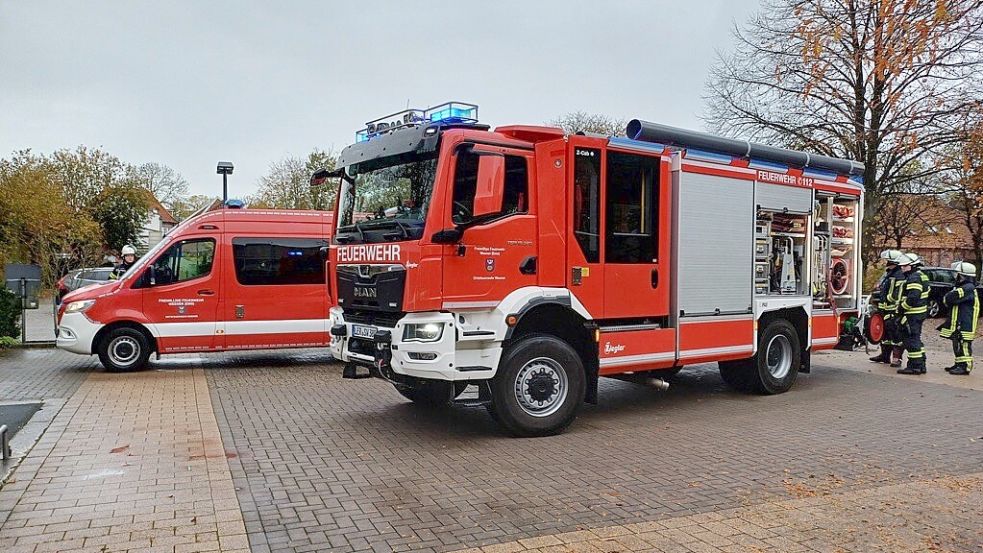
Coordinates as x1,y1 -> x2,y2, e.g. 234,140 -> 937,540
97,327 -> 151,372
489,333 -> 585,437
719,319 -> 800,394
395,381 -> 454,407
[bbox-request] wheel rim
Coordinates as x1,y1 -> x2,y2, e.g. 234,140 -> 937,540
765,334 -> 792,379
108,336 -> 140,367
514,356 -> 568,418
929,302 -> 939,317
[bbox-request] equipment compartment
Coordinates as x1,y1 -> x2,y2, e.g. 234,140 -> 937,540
812,194 -> 859,309
754,210 -> 809,296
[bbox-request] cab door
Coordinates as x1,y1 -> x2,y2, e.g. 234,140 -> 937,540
440,145 -> 537,308
567,140 -> 605,317
139,235 -> 221,353
602,149 -> 670,318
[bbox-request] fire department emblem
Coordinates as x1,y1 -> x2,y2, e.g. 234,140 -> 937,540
485,258 -> 495,272
177,305 -> 187,315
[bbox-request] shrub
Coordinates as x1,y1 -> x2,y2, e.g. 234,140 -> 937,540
0,288 -> 20,338
0,335 -> 19,349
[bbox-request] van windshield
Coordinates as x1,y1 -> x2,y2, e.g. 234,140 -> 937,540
336,152 -> 438,243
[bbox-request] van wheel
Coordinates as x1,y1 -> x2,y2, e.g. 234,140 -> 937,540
719,319 -> 800,394
490,333 -> 585,437
395,381 -> 454,407
98,328 -> 151,372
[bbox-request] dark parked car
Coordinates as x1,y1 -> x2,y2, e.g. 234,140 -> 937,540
55,267 -> 114,302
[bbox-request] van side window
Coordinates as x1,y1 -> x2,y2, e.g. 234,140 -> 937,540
233,238 -> 327,286
451,152 -> 528,225
606,151 -> 659,263
150,239 -> 215,285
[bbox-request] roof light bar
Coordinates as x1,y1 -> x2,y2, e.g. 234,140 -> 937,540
356,101 -> 478,142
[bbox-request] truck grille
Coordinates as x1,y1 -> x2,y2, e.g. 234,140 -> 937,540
336,264 -> 406,313
344,310 -> 404,329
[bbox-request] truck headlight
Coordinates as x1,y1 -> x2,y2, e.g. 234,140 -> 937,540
403,323 -> 444,343
64,300 -> 96,314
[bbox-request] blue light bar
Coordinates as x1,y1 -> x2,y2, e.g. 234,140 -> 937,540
355,101 -> 478,142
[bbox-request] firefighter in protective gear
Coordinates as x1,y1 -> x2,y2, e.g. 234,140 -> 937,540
940,261 -> 979,376
869,249 -> 905,365
896,253 -> 930,374
110,245 -> 137,280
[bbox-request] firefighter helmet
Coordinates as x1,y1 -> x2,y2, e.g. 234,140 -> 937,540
879,249 -> 903,264
121,245 -> 136,256
897,253 -> 922,267
950,261 -> 977,278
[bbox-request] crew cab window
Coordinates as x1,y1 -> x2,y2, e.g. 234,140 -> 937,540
232,237 -> 327,285
149,239 -> 215,285
573,148 -> 601,263
451,152 -> 528,224
606,151 -> 659,263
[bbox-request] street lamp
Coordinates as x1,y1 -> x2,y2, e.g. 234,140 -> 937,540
216,161 -> 234,205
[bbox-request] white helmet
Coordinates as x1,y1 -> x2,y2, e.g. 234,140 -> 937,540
879,249 -> 903,264
121,245 -> 136,256
951,261 -> 977,278
897,253 -> 921,267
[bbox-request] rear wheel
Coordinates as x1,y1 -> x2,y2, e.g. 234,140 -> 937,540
489,333 -> 585,437
927,299 -> 941,319
719,319 -> 801,394
395,381 -> 454,407
97,327 -> 151,372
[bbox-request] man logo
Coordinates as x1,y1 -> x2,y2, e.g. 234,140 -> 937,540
353,286 -> 378,299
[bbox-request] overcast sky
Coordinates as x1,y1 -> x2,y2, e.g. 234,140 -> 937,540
0,0 -> 760,199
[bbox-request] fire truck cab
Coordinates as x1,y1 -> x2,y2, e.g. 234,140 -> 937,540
323,102 -> 864,436
57,207 -> 334,371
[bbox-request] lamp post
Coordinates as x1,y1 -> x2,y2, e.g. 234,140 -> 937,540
216,161 -> 234,206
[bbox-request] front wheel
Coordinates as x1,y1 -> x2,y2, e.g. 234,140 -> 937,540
97,327 -> 151,372
489,334 -> 585,437
927,299 -> 941,319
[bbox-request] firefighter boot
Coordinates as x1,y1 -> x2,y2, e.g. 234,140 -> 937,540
890,347 -> 903,368
869,345 -> 891,363
949,364 -> 971,376
898,357 -> 926,375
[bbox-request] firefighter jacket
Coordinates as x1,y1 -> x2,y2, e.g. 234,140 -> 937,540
900,269 -> 929,317
110,261 -> 133,280
940,280 -> 980,339
878,266 -> 904,313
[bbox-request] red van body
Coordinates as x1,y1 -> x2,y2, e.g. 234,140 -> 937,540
56,208 -> 334,371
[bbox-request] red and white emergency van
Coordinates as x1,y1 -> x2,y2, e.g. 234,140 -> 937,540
319,102 -> 865,436
56,207 -> 334,371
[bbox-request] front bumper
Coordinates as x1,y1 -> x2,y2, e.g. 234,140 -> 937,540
329,308 -> 498,382
56,311 -> 102,355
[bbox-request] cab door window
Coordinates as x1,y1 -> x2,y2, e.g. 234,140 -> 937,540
606,151 -> 659,263
148,239 -> 215,286
573,148 -> 601,263
451,151 -> 528,225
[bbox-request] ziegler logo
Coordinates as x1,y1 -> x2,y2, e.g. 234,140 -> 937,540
603,342 -> 626,355
337,244 -> 401,263
353,286 -> 377,298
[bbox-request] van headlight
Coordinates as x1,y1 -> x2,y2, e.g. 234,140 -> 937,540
64,300 -> 96,313
403,323 -> 444,343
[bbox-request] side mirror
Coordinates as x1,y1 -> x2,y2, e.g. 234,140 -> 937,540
473,155 -> 505,218
147,265 -> 157,286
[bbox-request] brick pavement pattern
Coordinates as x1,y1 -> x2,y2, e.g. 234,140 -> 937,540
0,365 -> 250,553
449,472 -> 983,553
206,354 -> 983,553
0,348 -> 95,403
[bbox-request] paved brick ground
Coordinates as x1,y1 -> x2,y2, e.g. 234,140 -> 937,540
206,354 -> 983,553
448,473 -> 983,553
0,364 -> 249,553
0,348 -> 96,402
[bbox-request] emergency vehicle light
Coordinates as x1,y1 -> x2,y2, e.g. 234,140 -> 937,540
356,101 -> 478,142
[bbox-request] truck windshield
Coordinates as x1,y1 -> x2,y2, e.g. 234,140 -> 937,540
336,152 -> 438,243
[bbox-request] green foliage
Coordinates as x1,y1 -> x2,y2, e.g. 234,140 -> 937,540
0,336 -> 18,349
0,288 -> 20,339
91,181 -> 151,251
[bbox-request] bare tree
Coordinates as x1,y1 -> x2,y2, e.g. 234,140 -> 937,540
133,162 -> 189,209
548,112 -> 627,136
705,0 -> 983,207
248,149 -> 337,210
169,194 -> 217,221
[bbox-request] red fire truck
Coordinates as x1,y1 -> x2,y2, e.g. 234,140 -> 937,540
56,206 -> 334,371
319,102 -> 864,436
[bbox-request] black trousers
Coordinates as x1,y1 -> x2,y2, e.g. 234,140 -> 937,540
952,335 -> 974,371
903,315 -> 926,364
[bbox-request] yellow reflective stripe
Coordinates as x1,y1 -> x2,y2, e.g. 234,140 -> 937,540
957,288 -> 965,298
906,283 -> 924,291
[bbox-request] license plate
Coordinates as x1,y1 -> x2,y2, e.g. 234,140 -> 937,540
352,324 -> 377,339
